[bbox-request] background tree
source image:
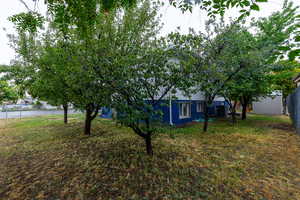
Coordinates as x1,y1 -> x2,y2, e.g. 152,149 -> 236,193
18,0 -> 299,60
40,0 -> 165,137
101,1 -> 189,155
9,0 -> 144,134
111,37 -> 191,155
28,36 -> 73,124
0,81 -> 19,106
253,0 -> 300,61
271,60 -> 300,115
224,64 -> 273,121
181,21 -> 254,132
62,40 -> 110,135
232,1 -> 300,119
8,12 -> 73,124
220,37 -> 272,122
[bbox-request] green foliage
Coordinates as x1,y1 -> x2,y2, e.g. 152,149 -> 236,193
8,0 -> 299,154
0,80 -> 19,104
223,64 -> 273,104
46,0 -> 139,38
8,11 -> 72,110
184,21 -> 253,102
9,0 -> 172,141
112,38 -> 189,135
33,100 -> 43,109
99,1 -> 189,154
170,0 -> 268,17
254,0 -> 300,61
271,60 -> 300,98
46,0 -> 137,11
29,41 -> 71,107
221,2 -> 300,119
289,49 -> 300,60
8,12 -> 44,33
167,20 -> 259,129
31,0 -> 268,17
221,31 -> 274,111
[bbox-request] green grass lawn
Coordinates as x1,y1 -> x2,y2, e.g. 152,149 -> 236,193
0,114 -> 299,200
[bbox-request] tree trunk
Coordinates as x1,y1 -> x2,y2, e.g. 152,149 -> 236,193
84,104 -> 100,136
84,114 -> 92,136
145,135 -> 153,156
84,106 -> 93,135
129,123 -> 154,156
241,103 -> 247,120
203,101 -> 209,132
63,104 -> 68,124
225,99 -> 237,124
282,96 -> 287,115
240,96 -> 250,120
144,118 -> 153,155
231,101 -> 237,124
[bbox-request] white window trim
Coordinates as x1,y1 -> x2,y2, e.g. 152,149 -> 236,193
197,102 -> 204,112
179,102 -> 191,119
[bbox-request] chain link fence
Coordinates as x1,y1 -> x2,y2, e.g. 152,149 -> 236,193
0,106 -> 79,119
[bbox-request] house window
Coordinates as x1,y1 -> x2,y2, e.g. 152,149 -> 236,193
179,103 -> 191,118
197,102 -> 205,112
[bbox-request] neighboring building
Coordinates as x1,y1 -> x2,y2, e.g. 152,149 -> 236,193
253,91 -> 283,115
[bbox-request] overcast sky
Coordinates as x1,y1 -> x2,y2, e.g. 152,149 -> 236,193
0,0 -> 299,65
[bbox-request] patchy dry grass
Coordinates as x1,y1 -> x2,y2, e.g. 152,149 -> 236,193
0,114 -> 299,200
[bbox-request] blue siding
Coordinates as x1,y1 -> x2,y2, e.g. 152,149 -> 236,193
100,107 -> 113,118
171,100 -> 201,125
101,100 -> 227,126
153,100 -> 227,125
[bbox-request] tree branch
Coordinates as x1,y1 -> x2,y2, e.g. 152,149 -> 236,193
18,0 -> 33,12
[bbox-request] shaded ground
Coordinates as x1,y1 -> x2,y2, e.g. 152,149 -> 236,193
0,114 -> 299,200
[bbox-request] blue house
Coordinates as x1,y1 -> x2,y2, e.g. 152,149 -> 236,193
152,90 -> 228,126
99,59 -> 228,125
100,90 -> 228,126
99,57 -> 228,125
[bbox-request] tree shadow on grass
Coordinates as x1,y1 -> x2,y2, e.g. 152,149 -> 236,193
266,122 -> 295,132
61,136 -> 210,199
0,133 -> 211,200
